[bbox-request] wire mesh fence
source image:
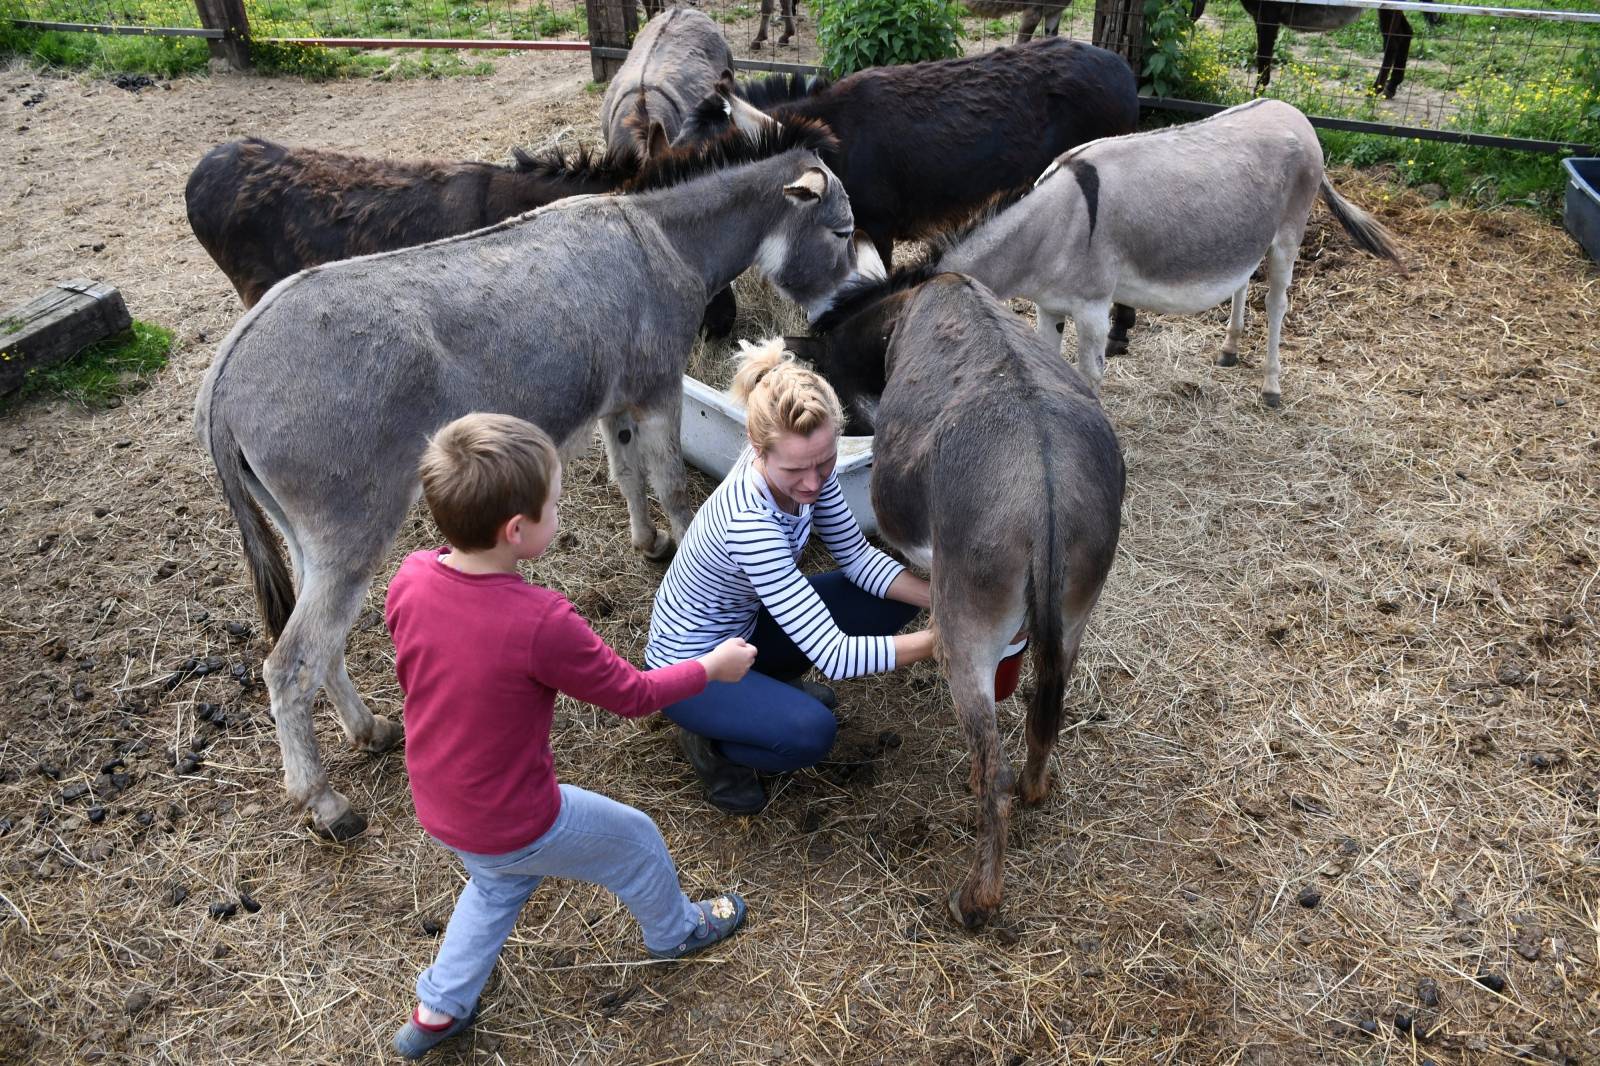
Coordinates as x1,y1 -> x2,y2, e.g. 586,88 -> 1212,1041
4,0 -> 1596,150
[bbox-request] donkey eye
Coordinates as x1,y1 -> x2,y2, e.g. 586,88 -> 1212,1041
833,231 -> 852,240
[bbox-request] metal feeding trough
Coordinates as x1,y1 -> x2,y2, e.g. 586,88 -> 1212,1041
679,375 -> 879,534
1561,157 -> 1600,266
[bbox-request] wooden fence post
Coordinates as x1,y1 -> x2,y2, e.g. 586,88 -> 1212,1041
1092,0 -> 1145,76
584,0 -> 637,82
194,0 -> 252,71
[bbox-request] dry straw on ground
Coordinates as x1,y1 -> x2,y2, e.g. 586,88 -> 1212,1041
1,53 -> 1597,1066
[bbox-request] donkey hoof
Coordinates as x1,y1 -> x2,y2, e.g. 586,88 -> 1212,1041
947,888 -> 993,931
1217,351 -> 1239,367
314,805 -> 369,842
641,530 -> 676,563
1016,769 -> 1053,807
1262,391 -> 1281,409
360,714 -> 404,755
779,35 -> 792,46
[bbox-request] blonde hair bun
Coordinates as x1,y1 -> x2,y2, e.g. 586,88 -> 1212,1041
729,337 -> 844,452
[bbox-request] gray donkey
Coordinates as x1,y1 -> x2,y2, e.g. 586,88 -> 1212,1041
602,6 -> 734,162
195,121 -> 858,840
940,98 -> 1403,407
794,268 -> 1125,928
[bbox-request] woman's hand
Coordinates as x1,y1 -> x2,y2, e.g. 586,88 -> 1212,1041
699,638 -> 758,683
892,627 -> 937,667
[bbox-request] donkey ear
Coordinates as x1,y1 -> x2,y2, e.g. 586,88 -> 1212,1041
783,166 -> 827,203
646,120 -> 670,160
716,68 -> 736,96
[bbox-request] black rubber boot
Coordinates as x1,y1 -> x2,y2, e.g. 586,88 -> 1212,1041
676,729 -> 767,815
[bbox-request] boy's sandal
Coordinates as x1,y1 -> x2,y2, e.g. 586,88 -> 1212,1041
649,892 -> 748,960
391,1006 -> 478,1059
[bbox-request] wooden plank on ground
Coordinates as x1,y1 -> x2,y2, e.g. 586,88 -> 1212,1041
1,279 -> 132,396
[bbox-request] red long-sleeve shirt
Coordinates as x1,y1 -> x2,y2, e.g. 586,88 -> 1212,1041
385,550 -> 707,854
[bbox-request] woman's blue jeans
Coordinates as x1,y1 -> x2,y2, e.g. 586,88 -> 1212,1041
662,571 -> 920,773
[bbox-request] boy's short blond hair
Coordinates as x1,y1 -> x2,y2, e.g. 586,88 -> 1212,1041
419,413 -> 560,551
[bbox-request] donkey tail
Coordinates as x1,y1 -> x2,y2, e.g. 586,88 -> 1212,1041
1025,487 -> 1069,750
1319,176 -> 1406,269
201,392 -> 295,641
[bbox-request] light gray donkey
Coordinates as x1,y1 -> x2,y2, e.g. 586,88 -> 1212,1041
602,6 -> 734,161
793,269 -> 1125,928
940,98 -> 1404,407
194,121 -> 858,839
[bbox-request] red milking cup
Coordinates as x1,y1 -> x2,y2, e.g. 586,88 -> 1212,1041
994,637 -> 1028,701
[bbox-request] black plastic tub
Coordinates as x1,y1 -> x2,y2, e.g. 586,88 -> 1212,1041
1563,157 -> 1600,266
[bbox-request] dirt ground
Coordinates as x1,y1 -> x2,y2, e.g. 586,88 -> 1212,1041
2,49 -> 1598,1066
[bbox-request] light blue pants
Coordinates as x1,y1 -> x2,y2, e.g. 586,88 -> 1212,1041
416,784 -> 703,1019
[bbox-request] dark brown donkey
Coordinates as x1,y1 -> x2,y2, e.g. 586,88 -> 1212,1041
791,268 -> 1125,927
185,134 -> 747,336
674,36 -> 1139,267
185,137 -> 632,309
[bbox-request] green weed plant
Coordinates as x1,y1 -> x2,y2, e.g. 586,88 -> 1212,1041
814,0 -> 962,78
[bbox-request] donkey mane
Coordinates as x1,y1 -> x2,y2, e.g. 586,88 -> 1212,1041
810,262 -> 943,335
733,71 -> 831,111
510,139 -> 639,186
927,185 -> 1035,261
621,115 -> 838,193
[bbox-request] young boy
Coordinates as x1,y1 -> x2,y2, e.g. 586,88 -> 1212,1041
385,412 -> 757,1059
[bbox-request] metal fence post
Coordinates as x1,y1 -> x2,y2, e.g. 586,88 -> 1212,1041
1093,0 -> 1145,74
584,0 -> 636,82
194,0 -> 252,70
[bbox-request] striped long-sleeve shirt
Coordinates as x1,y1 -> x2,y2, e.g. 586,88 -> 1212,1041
646,449 -> 906,680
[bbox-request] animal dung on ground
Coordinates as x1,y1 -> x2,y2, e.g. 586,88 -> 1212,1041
208,900 -> 237,920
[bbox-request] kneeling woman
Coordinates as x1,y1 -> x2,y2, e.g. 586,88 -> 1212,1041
646,342 -> 935,813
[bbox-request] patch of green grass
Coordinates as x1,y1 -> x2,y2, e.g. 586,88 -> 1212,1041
1,0 -> 584,77
0,22 -> 211,77
3,320 -> 172,410
714,4 -> 754,26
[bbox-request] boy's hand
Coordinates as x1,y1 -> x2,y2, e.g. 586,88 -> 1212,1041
700,638 -> 757,683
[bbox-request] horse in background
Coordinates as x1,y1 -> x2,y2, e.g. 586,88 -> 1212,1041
1191,0 -> 1442,99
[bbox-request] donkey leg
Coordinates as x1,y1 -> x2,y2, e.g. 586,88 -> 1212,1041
1219,284 -> 1248,366
944,647 -> 1014,930
635,401 -> 695,550
1016,8 -> 1041,43
326,651 -> 403,754
1254,17 -> 1280,93
600,412 -> 672,560
1072,309 -> 1112,393
1035,308 -> 1066,357
753,0 -> 771,44
1376,11 -> 1412,98
780,0 -> 795,44
262,566 -> 375,840
1261,238 -> 1296,407
1107,303 -> 1136,358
